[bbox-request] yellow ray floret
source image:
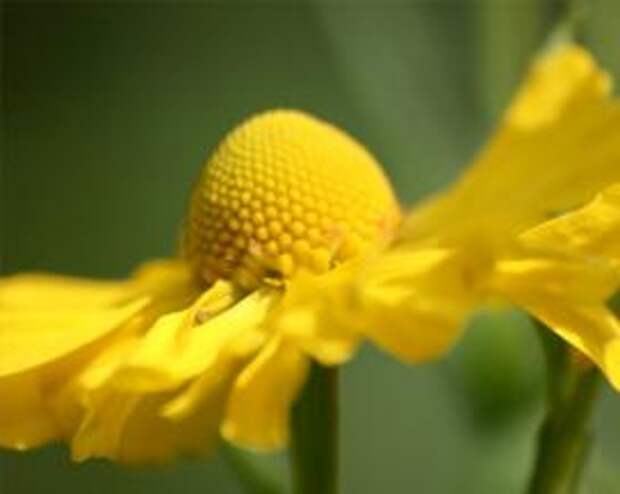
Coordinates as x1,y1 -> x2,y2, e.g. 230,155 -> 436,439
0,260 -> 202,455
273,44 -> 620,389
0,110 -> 400,461
402,44 -> 620,244
497,183 -> 620,388
520,184 -> 620,267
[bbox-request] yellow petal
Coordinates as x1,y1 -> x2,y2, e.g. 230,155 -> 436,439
356,248 -> 481,363
271,268 -> 363,366
507,44 -> 611,129
69,282 -> 256,462
71,389 -> 138,462
491,257 -> 619,303
275,247 -> 482,365
0,372 -> 61,449
71,385 -> 226,463
0,274 -> 131,309
521,183 -> 620,263
273,247 -> 480,366
403,44 -> 620,243
491,257 -> 620,389
115,282 -> 275,391
606,340 -> 620,390
0,259 -> 201,455
0,306 -> 147,449
527,303 -> 619,391
160,356 -> 240,421
129,259 -> 200,299
222,335 -> 309,450
0,258 -> 203,379
0,298 -> 148,377
271,302 -> 360,365
0,329 -> 138,451
70,335 -> 229,463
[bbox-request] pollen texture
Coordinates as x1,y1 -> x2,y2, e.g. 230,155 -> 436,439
184,110 -> 400,288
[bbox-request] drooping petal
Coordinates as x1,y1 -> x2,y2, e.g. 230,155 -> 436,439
0,289 -> 147,450
505,187 -> 620,389
506,44 -> 611,129
129,259 -> 202,301
275,248 -> 483,366
0,327 -> 145,451
71,381 -> 228,463
114,282 -> 276,391
0,300 -> 148,378
0,259 -> 202,456
520,183 -> 620,264
115,388 -> 226,463
491,256 -> 620,389
492,257 -> 619,303
64,302 -> 231,463
272,267 -> 363,366
0,269 -> 145,377
524,303 -> 619,390
69,281 -> 277,461
222,335 -> 309,450
0,275 -> 131,309
0,259 -> 202,379
403,44 -> 620,244
354,248 -> 482,363
0,372 -> 61,449
160,357 -> 242,421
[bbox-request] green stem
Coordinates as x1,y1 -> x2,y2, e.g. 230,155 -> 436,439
290,363 -> 339,494
527,324 -> 602,494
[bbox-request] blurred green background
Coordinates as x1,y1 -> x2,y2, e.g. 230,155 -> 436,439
2,1 -> 619,493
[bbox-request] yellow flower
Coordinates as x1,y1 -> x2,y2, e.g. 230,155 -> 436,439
273,44 -> 620,389
0,110 -> 400,462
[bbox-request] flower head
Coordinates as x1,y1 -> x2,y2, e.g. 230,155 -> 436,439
184,111 -> 399,287
0,110 -> 400,461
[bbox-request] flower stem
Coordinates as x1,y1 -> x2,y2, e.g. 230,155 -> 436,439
290,363 -> 340,494
527,323 -> 602,494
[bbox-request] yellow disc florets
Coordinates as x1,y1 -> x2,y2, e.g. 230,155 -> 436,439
183,109 -> 400,289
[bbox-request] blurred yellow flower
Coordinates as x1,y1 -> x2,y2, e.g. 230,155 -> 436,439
0,110 -> 400,462
2,43 -> 618,466
274,44 -> 620,389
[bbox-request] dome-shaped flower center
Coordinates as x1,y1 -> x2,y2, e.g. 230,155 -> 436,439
184,110 -> 401,288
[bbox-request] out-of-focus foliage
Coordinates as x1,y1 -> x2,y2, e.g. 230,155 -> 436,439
2,1 -> 619,493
